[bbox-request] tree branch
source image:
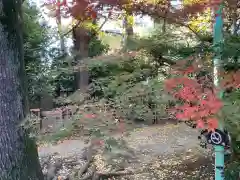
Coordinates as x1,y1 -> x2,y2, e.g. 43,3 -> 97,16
29,13 -> 109,52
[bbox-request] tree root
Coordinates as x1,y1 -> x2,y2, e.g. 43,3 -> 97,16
77,142 -> 95,179
97,170 -> 135,179
78,159 -> 93,178
80,165 -> 96,180
73,141 -> 137,180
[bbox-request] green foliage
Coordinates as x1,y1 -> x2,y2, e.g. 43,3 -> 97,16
223,90 -> 240,139
219,35 -> 240,177
23,1 -> 54,106
50,53 -> 75,96
225,160 -> 240,180
39,126 -> 74,143
50,34 -> 109,98
88,35 -> 109,57
115,79 -> 173,123
88,51 -> 172,123
223,35 -> 240,62
87,29 -> 201,124
88,54 -> 157,98
100,34 -> 122,50
222,90 -> 240,177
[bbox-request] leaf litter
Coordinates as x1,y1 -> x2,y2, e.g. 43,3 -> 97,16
37,105 -> 214,179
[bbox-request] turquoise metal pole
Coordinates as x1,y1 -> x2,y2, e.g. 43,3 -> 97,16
213,3 -> 224,180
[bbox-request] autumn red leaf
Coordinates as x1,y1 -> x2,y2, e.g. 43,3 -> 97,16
177,87 -> 198,101
197,109 -> 210,118
71,0 -> 89,18
196,119 -> 205,129
207,118 -> 218,131
60,0 -> 67,6
118,119 -> 125,133
164,58 -> 226,131
90,10 -> 97,20
176,113 -> 188,120
183,66 -> 195,75
84,114 -> 97,118
92,139 -> 105,146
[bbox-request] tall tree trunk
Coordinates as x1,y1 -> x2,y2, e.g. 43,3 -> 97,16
56,16 -> 66,54
162,1 -> 170,33
73,26 -> 90,91
0,1 -> 43,179
56,0 -> 65,54
122,12 -> 134,51
162,15 -> 167,33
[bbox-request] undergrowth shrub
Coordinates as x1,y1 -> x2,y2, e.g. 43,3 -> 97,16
222,89 -> 240,177
88,50 -> 173,124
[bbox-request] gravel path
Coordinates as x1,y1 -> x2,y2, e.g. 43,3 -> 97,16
125,123 -> 200,156
38,139 -> 88,157
38,123 -> 202,158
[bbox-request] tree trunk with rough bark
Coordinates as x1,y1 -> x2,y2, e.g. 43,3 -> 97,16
122,12 -> 133,51
0,1 -> 43,179
56,0 -> 65,54
73,26 -> 90,92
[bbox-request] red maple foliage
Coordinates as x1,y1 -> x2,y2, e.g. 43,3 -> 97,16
165,56 -> 240,132
43,0 -> 239,31
43,0 -> 228,24
164,59 -> 224,132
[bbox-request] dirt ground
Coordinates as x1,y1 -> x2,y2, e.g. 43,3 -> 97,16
38,122 -> 214,179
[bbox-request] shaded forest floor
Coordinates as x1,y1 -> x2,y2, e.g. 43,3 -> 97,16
38,121 -> 214,179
